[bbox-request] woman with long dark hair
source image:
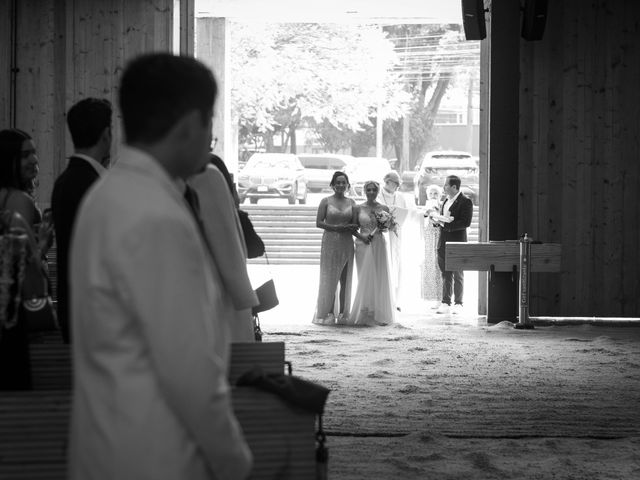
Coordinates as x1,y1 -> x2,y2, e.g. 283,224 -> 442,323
0,128 -> 52,390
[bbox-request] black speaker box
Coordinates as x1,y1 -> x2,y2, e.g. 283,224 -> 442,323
461,0 -> 486,41
521,0 -> 548,41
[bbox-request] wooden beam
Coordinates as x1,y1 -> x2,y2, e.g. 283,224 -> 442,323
446,242 -> 562,272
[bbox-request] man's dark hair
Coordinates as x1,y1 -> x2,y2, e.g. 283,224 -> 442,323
447,175 -> 461,190
67,98 -> 112,149
119,53 -> 217,144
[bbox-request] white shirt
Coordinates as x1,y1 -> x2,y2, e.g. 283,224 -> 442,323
68,146 -> 252,480
443,191 -> 461,216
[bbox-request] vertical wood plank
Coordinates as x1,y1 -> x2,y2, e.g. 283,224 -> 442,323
0,0 -> 12,127
620,0 -> 640,315
521,0 -> 640,316
14,0 -> 57,207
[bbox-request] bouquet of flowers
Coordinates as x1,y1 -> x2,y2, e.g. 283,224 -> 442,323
374,210 -> 398,236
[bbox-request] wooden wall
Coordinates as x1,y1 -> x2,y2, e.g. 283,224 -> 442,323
519,0 -> 640,316
0,0 -> 174,207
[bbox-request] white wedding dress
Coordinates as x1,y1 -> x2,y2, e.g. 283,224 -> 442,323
376,189 -> 424,310
345,205 -> 395,326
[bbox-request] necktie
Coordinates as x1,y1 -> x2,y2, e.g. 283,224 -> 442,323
183,185 -> 212,255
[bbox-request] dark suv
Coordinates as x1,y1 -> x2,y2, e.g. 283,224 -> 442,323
413,151 -> 479,205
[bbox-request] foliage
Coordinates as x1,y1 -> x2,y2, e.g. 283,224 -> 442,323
229,22 -> 410,152
229,21 -> 477,164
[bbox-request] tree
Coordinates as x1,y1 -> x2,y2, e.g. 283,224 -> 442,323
382,25 -> 477,170
229,21 -> 409,153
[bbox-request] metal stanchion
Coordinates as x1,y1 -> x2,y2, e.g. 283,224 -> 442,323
515,233 -> 534,329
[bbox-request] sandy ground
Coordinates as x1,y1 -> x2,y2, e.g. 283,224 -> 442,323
247,265 -> 640,479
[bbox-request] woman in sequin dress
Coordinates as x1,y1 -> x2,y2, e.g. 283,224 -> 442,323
312,171 -> 358,325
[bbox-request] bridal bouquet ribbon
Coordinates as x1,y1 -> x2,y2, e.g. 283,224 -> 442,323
374,210 -> 399,236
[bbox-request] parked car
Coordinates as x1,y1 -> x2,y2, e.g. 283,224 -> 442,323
297,154 -> 355,192
413,151 -> 479,205
236,153 -> 308,204
345,157 -> 394,198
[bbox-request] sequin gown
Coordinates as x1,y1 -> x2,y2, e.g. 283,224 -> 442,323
421,217 -> 443,301
313,202 -> 355,324
347,206 -> 395,326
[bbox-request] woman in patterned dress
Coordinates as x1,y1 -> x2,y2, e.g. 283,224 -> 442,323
421,184 -> 443,305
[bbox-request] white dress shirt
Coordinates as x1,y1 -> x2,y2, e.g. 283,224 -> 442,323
443,191 -> 461,216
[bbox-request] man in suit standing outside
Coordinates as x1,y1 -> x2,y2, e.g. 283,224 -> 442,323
434,175 -> 473,314
51,98 -> 112,344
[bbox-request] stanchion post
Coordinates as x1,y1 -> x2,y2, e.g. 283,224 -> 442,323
515,233 -> 534,329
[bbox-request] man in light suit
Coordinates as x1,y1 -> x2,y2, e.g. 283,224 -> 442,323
434,175 -> 474,314
68,53 -> 252,479
51,97 -> 112,344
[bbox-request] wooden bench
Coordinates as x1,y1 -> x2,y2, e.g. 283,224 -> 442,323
0,342 -> 318,480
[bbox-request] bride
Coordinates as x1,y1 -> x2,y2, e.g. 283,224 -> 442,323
342,180 -> 396,326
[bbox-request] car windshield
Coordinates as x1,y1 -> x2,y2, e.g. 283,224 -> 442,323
298,157 -> 346,170
425,166 -> 479,183
430,154 -> 471,161
246,155 -> 292,169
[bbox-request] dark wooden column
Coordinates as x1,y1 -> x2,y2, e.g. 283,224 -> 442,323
485,0 -> 521,323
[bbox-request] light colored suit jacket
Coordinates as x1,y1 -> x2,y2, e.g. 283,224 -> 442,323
189,165 -> 258,343
68,146 -> 252,480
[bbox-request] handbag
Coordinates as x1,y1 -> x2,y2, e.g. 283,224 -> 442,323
252,279 -> 279,315
251,252 -> 278,342
251,252 -> 279,315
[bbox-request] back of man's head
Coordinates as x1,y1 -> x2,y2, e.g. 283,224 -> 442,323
67,98 -> 112,149
118,53 -> 217,145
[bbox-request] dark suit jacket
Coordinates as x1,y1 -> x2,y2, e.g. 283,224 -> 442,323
437,192 -> 474,250
51,156 -> 101,343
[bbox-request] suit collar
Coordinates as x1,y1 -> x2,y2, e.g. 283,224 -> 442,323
69,153 -> 106,176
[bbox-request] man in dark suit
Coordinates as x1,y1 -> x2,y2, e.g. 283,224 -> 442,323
51,98 -> 112,343
435,175 -> 473,314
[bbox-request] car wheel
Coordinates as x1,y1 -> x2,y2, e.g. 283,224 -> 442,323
250,197 -> 258,204
288,184 -> 297,205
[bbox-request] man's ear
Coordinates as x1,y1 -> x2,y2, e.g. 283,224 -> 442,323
100,126 -> 112,146
163,110 -> 200,151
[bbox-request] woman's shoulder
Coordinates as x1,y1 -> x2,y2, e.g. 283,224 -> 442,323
2,188 -> 35,210
1,188 -> 37,226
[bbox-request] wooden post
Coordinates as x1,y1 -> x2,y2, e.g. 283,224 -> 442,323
486,0 -> 521,323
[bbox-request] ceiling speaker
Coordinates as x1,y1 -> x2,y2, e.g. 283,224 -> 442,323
521,0 -> 548,41
461,0 -> 486,41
